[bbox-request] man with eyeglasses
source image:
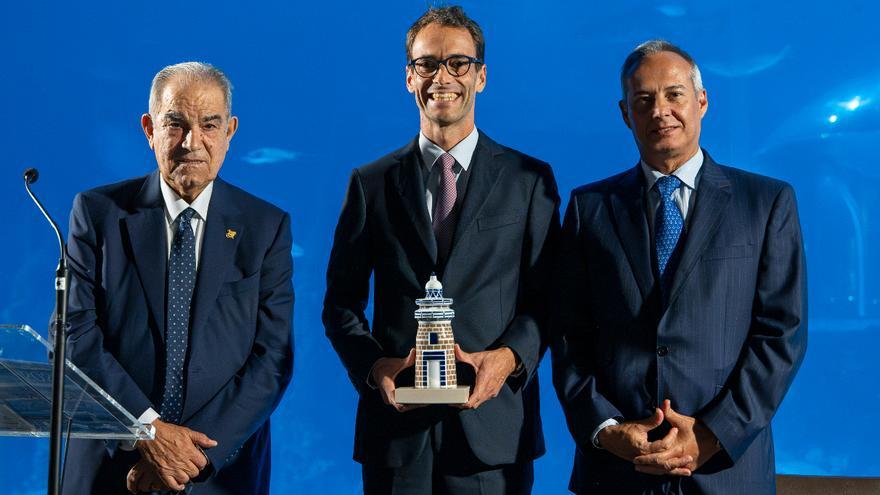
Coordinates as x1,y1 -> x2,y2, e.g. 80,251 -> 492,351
323,6 -> 559,494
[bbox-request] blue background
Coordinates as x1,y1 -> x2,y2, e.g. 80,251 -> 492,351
1,0 -> 878,493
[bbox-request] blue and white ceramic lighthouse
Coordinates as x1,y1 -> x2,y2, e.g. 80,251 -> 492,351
395,274 -> 469,404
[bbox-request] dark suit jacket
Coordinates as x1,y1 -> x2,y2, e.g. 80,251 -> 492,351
60,171 -> 294,495
323,131 -> 560,467
553,151 -> 807,494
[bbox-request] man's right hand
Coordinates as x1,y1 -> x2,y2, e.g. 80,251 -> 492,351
370,349 -> 418,412
136,419 -> 217,491
597,408 -> 693,476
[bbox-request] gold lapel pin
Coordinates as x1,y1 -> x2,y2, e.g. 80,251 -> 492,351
226,229 -> 237,239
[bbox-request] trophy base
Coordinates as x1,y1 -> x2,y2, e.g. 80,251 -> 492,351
395,386 -> 470,405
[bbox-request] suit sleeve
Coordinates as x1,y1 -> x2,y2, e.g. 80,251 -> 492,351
62,193 -> 155,422
497,163 -> 560,386
697,184 -> 808,463
184,212 -> 295,473
322,169 -> 385,395
551,192 -> 624,452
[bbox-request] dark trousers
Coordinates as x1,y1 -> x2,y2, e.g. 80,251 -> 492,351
361,416 -> 534,495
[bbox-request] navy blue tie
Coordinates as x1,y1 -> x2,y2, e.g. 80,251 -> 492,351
161,207 -> 197,424
654,176 -> 684,295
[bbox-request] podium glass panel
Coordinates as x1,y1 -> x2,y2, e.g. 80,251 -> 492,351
0,324 -> 153,440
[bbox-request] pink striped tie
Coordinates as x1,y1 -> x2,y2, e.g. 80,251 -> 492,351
433,152 -> 457,258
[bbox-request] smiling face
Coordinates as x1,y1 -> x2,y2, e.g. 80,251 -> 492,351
406,23 -> 486,142
141,77 -> 238,202
620,51 -> 707,171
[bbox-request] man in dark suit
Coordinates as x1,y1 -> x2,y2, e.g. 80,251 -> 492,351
553,40 -> 807,494
60,62 -> 294,494
323,6 -> 559,494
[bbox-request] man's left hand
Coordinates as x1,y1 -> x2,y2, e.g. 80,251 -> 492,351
633,399 -> 722,475
126,458 -> 166,493
454,344 -> 517,410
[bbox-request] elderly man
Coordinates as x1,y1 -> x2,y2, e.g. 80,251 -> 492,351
323,6 -> 559,494
60,62 -> 294,494
553,41 -> 807,494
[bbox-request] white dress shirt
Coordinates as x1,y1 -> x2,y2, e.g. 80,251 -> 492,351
419,126 -> 479,221
160,178 -> 213,268
641,148 -> 704,232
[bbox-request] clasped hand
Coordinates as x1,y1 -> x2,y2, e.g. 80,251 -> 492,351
598,399 -> 721,477
371,345 -> 517,412
126,419 -> 217,493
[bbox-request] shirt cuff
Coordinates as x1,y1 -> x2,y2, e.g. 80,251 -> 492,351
120,408 -> 160,451
138,407 -> 160,425
591,417 -> 620,449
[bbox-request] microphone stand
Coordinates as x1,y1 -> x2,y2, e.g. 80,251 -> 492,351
24,168 -> 68,495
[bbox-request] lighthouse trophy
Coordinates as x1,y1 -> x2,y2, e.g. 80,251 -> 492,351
395,274 -> 470,404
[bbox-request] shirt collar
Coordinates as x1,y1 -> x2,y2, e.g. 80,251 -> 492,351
159,175 -> 213,223
418,127 -> 479,172
640,148 -> 704,192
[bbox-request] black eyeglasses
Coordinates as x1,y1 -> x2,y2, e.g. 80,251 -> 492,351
408,55 -> 483,78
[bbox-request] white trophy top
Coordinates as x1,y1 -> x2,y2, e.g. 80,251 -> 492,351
425,274 -> 443,291
415,274 -> 454,319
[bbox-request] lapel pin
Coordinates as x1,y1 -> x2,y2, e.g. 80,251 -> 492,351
226,229 -> 237,239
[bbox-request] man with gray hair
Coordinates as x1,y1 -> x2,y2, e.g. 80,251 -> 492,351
60,61 -> 294,494
553,40 -> 806,493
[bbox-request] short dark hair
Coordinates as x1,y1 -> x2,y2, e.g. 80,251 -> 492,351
620,40 -> 703,99
405,6 -> 485,62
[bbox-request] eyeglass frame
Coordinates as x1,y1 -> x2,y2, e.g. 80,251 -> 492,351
407,54 -> 484,78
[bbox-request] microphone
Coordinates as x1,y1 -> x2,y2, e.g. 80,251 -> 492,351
24,167 -> 39,184
23,167 -> 68,495
23,168 -> 64,260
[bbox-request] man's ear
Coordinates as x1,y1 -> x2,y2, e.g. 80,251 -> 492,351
698,88 -> 708,118
405,67 -> 416,94
141,113 -> 155,149
475,63 -> 487,93
226,116 -> 239,146
619,100 -> 632,130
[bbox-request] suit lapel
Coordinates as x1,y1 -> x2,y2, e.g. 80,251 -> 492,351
609,166 -> 653,301
666,153 -> 731,307
394,138 -> 438,264
188,179 -> 243,339
448,132 -> 505,255
123,171 -> 168,342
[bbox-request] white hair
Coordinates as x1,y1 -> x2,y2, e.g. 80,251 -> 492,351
148,61 -> 233,116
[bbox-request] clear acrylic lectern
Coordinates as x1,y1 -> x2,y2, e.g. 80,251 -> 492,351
0,324 -> 153,441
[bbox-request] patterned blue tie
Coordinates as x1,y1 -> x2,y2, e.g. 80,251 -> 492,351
161,207 -> 197,424
654,176 -> 684,295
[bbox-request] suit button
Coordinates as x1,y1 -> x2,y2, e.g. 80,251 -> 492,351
656,345 -> 668,357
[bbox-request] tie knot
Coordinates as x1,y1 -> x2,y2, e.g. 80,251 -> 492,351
438,153 -> 456,171
655,175 -> 682,199
178,208 -> 196,225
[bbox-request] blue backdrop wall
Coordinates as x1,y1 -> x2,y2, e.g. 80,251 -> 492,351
1,0 -> 878,493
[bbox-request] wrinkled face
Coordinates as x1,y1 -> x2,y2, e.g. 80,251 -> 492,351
620,51 -> 707,167
406,23 -> 486,132
141,77 -> 238,200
